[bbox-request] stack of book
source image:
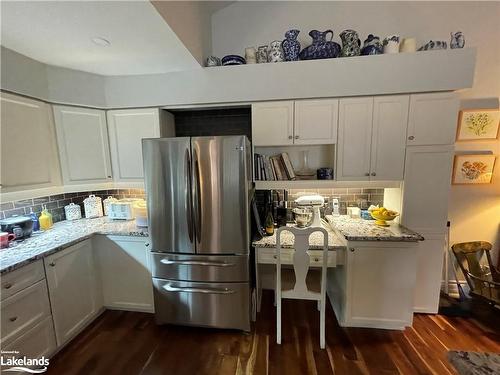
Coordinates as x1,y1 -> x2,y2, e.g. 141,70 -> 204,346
254,152 -> 296,181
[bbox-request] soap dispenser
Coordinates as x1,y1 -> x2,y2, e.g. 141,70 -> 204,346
39,205 -> 53,230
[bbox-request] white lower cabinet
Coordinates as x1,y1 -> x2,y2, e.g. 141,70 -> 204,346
94,235 -> 154,313
328,241 -> 418,329
44,239 -> 103,347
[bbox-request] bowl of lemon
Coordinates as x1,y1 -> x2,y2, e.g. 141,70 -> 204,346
370,207 -> 399,226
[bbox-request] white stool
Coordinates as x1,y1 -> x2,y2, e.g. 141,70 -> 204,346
276,226 -> 328,349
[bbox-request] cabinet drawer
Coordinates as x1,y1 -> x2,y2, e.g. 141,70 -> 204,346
257,248 -> 336,267
3,316 -> 56,360
1,260 -> 45,301
1,280 -> 51,344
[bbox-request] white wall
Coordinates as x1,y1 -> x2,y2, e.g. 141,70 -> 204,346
212,0 -> 500,259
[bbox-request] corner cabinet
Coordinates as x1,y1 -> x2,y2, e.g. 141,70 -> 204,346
0,92 -> 61,192
107,108 -> 161,182
53,105 -> 112,185
44,240 -> 103,347
337,95 -> 408,181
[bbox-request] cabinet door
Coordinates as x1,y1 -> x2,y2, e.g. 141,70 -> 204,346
95,235 -> 154,312
44,240 -> 102,346
0,92 -> 60,192
252,101 -> 294,146
337,97 -> 373,180
294,99 -> 338,145
53,105 -> 112,184
407,92 -> 459,146
370,95 -> 409,180
401,146 -> 454,233
107,108 -> 160,181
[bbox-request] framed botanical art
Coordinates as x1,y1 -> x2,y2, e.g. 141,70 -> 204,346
452,154 -> 496,184
456,109 -> 500,141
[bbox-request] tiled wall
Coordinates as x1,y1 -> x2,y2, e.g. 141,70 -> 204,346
0,189 -> 145,223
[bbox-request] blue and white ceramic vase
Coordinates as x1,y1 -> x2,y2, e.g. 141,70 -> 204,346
299,30 -> 341,60
418,40 -> 447,51
340,29 -> 361,57
450,31 -> 465,49
361,34 -> 382,55
268,40 -> 284,63
281,29 -> 301,61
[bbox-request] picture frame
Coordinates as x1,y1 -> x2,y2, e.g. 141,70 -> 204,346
456,109 -> 500,141
452,154 -> 496,185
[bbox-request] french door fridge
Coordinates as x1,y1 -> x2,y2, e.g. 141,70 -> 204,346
142,136 -> 252,331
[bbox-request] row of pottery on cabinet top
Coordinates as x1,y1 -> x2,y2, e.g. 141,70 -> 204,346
206,29 -> 465,66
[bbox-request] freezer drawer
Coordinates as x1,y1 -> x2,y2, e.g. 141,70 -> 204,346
152,278 -> 250,331
151,253 -> 249,282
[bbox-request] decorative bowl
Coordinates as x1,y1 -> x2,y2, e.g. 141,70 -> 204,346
370,208 -> 399,226
221,55 -> 246,66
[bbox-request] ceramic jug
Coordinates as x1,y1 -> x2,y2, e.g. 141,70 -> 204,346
360,34 -> 382,55
282,29 -> 301,61
299,30 -> 340,60
268,40 -> 284,63
340,29 -> 361,57
450,31 -> 465,49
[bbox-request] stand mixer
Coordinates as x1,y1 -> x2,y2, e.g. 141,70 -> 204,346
294,195 -> 325,227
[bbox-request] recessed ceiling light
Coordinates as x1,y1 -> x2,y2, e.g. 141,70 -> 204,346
91,37 -> 111,47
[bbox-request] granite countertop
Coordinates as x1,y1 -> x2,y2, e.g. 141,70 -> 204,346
0,217 -> 148,275
325,215 -> 424,242
252,224 -> 345,250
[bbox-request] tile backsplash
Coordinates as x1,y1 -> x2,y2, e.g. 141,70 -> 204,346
0,189 -> 145,223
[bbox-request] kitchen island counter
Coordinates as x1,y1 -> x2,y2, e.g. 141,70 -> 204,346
0,217 -> 148,275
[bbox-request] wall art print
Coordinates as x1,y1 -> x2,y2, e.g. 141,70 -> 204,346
456,109 -> 500,141
452,154 -> 496,184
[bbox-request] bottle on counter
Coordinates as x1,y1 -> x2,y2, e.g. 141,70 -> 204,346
39,206 -> 53,230
29,208 -> 40,231
265,204 -> 275,236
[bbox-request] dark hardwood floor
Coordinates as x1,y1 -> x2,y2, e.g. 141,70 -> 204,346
46,291 -> 500,375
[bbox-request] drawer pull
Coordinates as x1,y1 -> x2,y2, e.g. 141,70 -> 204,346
273,255 -> 277,259
314,258 -> 319,262
160,259 -> 234,267
4,283 -> 13,289
49,262 -> 56,267
9,316 -> 18,322
163,284 -> 235,295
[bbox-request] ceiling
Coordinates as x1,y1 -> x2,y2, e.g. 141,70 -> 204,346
0,1 -> 208,76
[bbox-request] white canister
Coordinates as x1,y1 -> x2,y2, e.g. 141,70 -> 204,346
245,47 -> 257,64
83,195 -> 103,219
383,35 -> 400,54
64,203 -> 82,221
400,38 -> 416,53
103,196 -> 118,216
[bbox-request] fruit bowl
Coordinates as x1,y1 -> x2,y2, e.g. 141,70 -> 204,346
370,208 -> 399,226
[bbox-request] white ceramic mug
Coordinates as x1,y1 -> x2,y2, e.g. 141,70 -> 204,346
383,35 -> 400,54
400,38 -> 416,53
245,47 -> 257,64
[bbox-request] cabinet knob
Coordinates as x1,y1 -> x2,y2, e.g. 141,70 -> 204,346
350,248 -> 355,252
294,135 -> 299,139
49,262 -> 56,267
273,255 -> 277,259
371,172 -> 376,176
288,135 -> 293,140
314,258 -> 319,262
9,316 -> 18,322
3,283 -> 13,289
107,175 -> 112,178
365,173 -> 370,176
408,135 -> 415,140
145,243 -> 150,247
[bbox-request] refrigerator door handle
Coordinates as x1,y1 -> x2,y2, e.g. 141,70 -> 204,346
185,149 -> 194,243
160,259 -> 235,267
192,146 -> 202,244
163,283 -> 236,295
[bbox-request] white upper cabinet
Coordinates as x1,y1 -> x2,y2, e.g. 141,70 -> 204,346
53,105 -> 112,184
252,101 -> 294,146
294,99 -> 338,145
337,97 -> 373,181
107,108 -> 160,182
370,95 -> 409,180
44,240 -> 102,347
0,92 -> 61,192
407,92 -> 459,146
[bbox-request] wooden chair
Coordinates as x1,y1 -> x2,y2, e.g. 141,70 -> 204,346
276,226 -> 328,349
451,241 -> 500,306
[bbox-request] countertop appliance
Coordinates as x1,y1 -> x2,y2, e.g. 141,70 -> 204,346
108,199 -> 143,220
295,195 -> 325,227
143,136 -> 252,331
0,216 -> 33,239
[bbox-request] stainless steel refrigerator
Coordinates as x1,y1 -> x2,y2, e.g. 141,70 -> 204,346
142,136 -> 252,331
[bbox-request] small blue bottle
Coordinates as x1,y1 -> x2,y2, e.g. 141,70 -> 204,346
30,208 -> 40,231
